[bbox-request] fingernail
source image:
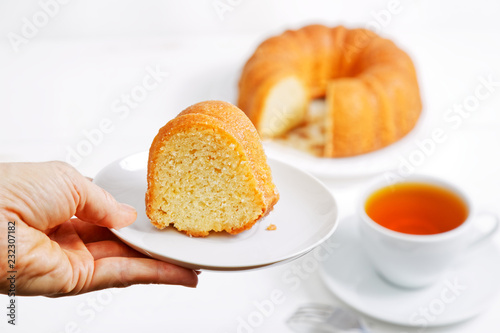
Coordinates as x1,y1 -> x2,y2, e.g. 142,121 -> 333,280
120,203 -> 137,214
195,270 -> 202,275
115,203 -> 137,229
185,280 -> 199,288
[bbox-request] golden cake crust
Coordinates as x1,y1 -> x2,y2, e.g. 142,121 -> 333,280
177,101 -> 279,215
238,24 -> 422,157
146,101 -> 279,237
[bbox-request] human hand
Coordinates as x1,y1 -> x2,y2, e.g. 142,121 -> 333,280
0,161 -> 198,297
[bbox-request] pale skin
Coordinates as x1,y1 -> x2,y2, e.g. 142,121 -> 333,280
0,161 -> 198,297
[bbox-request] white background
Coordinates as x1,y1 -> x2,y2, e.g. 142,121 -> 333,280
1,0 -> 500,332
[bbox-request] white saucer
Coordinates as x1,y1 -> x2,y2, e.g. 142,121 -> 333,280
319,215 -> 500,327
263,105 -> 430,179
93,152 -> 339,271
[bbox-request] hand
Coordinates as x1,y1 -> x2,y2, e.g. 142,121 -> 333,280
0,161 -> 198,297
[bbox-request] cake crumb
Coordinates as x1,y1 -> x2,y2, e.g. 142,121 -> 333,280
266,224 -> 277,231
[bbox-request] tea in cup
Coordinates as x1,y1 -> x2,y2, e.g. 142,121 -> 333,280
359,175 -> 499,288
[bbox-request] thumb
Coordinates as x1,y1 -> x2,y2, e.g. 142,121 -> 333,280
75,178 -> 137,229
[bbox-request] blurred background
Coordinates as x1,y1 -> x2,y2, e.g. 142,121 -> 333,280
1,0 -> 500,332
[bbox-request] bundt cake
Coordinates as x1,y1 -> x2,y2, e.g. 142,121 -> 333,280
146,100 -> 279,237
238,25 -> 422,157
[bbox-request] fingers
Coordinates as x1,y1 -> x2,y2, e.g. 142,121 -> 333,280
48,220 -> 89,255
70,171 -> 137,229
0,161 -> 136,231
88,257 -> 199,291
71,218 -> 119,243
86,240 -> 147,260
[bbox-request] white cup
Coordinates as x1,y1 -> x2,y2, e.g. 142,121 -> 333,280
358,175 -> 499,289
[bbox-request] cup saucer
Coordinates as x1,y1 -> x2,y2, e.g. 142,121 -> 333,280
319,215 -> 500,327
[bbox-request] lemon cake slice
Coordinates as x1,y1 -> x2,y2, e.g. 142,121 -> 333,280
146,101 -> 279,237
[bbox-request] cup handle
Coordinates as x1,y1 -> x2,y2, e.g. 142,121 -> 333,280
468,211 -> 499,249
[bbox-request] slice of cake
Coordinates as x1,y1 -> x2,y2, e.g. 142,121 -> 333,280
146,101 -> 279,237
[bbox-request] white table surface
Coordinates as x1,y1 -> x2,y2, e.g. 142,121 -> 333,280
1,0 -> 500,332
